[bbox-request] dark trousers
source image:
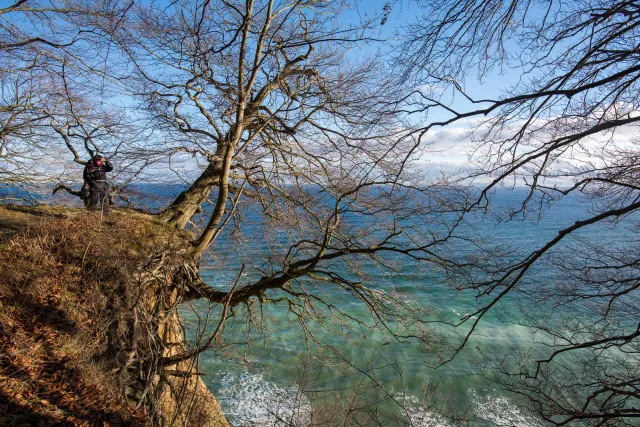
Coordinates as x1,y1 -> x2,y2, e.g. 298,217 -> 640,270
88,181 -> 109,216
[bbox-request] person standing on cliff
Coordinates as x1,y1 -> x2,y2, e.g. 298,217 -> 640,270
83,154 -> 113,216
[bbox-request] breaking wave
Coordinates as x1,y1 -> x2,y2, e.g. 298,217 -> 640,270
215,372 -> 311,426
213,372 -> 544,427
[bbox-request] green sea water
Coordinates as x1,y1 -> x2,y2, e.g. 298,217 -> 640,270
180,189 -> 637,426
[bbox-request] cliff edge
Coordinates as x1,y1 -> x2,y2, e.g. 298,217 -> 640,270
0,205 -> 228,426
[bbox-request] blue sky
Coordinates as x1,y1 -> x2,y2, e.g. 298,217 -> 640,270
43,0 -> 626,187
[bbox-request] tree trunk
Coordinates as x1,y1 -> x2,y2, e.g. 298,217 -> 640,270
156,162 -> 221,228
154,280 -> 229,427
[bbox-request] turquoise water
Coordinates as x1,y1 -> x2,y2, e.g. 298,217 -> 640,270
179,189 -> 635,426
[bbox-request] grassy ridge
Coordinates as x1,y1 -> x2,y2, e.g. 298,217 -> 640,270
0,206 -> 223,427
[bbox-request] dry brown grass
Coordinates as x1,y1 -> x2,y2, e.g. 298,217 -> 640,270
0,206 -> 193,426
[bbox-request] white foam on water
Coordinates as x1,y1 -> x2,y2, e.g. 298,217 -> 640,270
215,372 -> 311,427
405,405 -> 452,427
269,336 -> 299,353
449,308 -> 477,320
211,372 -> 545,427
449,308 -> 462,317
469,389 -> 544,427
392,392 -> 452,427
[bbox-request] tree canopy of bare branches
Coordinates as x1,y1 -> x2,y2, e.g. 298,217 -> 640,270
104,0 -> 471,321
0,0 -> 154,203
400,0 -> 640,424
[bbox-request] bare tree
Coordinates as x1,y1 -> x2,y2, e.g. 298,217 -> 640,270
0,2 -> 473,424
398,0 -> 640,424
0,0 -> 148,204
0,1 -> 63,194
105,0 -> 470,317
98,1 -> 483,422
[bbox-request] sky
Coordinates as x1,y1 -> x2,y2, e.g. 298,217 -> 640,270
119,0 -> 635,187
338,1 -> 639,186
337,1 -> 520,180
21,0 -> 634,189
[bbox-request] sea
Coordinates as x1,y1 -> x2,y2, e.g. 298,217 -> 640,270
4,184 -> 637,426
184,188 -> 636,426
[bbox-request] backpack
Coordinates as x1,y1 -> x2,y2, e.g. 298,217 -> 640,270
85,160 -> 105,181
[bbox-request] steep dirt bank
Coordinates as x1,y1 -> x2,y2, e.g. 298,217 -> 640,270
0,205 -> 228,426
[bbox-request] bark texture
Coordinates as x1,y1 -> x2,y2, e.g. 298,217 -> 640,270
156,162 -> 221,229
155,286 -> 229,427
